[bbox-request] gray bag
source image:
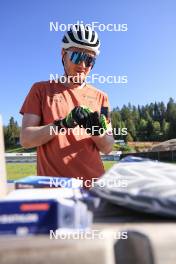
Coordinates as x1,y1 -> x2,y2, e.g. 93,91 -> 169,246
91,159 -> 176,218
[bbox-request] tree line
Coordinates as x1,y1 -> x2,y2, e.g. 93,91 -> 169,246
111,97 -> 176,141
3,97 -> 176,148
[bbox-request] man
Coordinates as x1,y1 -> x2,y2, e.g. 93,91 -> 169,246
20,24 -> 114,185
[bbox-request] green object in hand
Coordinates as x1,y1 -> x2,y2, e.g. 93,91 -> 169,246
100,114 -> 108,130
54,106 -> 109,135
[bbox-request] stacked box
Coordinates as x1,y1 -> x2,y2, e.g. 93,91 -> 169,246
0,188 -> 92,235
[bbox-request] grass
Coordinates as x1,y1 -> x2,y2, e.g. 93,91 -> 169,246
103,161 -> 116,171
6,161 -> 116,181
7,163 -> 37,180
6,146 -> 36,153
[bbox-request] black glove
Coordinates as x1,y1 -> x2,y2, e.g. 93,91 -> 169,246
53,108 -> 78,129
71,106 -> 90,127
54,106 -> 108,136
83,111 -> 108,136
72,106 -> 108,136
53,106 -> 89,129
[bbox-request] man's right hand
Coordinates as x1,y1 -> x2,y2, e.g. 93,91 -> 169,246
54,106 -> 109,136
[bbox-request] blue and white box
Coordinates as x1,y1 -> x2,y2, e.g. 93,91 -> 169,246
0,189 -> 92,235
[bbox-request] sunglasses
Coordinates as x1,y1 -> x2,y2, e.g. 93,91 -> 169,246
66,50 -> 96,68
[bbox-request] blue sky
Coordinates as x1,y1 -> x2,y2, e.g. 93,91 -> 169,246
0,0 -> 176,125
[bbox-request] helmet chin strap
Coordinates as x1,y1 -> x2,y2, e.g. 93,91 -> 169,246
62,55 -> 84,85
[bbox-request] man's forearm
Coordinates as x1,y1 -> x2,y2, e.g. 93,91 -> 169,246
20,124 -> 56,148
91,133 -> 114,154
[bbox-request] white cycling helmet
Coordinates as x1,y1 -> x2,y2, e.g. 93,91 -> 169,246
62,24 -> 100,56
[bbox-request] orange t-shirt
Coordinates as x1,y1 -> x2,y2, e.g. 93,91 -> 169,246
20,81 -> 111,182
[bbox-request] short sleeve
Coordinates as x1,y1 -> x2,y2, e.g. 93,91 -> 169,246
20,83 -> 42,116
